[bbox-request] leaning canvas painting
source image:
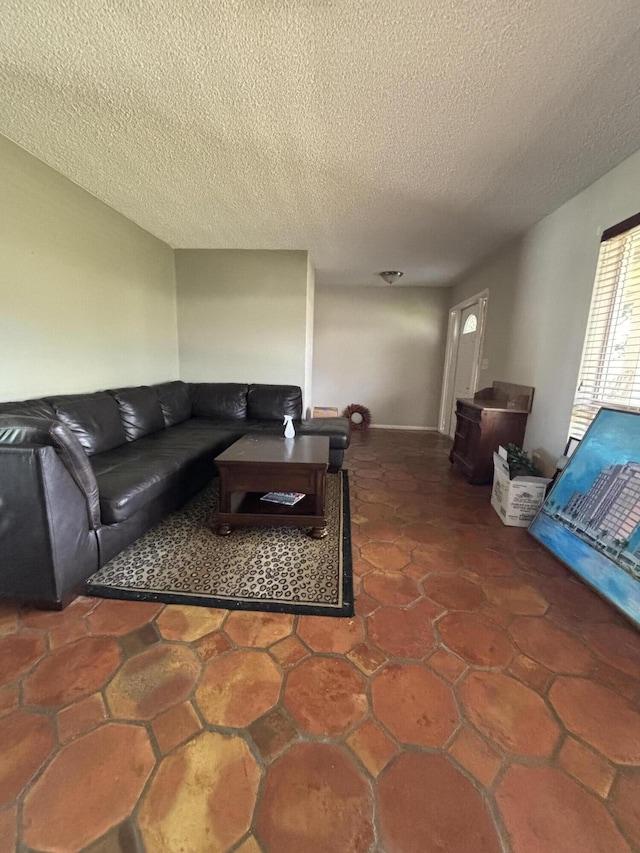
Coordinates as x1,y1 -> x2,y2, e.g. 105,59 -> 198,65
529,408 -> 640,628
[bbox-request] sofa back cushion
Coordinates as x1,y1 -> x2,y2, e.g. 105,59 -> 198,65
110,386 -> 165,441
190,383 -> 248,420
248,384 -> 302,421
0,399 -> 57,419
154,381 -> 192,427
47,392 -> 126,456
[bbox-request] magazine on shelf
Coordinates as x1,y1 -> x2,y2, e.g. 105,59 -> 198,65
260,491 -> 306,506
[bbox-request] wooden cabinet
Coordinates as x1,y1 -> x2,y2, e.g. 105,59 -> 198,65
449,382 -> 534,485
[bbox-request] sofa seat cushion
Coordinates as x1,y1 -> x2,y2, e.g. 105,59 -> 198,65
247,384 -> 302,420
91,424 -> 241,523
239,418 -> 350,450
235,418 -> 350,450
92,450 -> 181,524
237,420 -> 289,435
141,420 -> 243,457
190,383 -> 249,420
110,386 -> 165,441
47,393 -> 127,456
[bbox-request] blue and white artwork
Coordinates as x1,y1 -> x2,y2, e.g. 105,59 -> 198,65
529,408 -> 640,628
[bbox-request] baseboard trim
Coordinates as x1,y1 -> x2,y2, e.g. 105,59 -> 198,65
369,424 -> 439,431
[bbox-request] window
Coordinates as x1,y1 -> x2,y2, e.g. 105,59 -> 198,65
569,213 -> 640,439
462,313 -> 477,334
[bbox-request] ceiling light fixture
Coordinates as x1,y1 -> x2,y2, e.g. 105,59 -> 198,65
378,271 -> 403,284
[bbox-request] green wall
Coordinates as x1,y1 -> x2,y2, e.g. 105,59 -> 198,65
175,249 -> 312,403
0,135 -> 178,401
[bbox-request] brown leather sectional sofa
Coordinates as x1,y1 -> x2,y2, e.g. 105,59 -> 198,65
0,382 -> 350,608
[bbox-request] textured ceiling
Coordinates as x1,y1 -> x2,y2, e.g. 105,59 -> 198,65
2,1 -> 640,287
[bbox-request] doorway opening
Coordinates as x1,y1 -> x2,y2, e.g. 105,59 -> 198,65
439,290 -> 488,437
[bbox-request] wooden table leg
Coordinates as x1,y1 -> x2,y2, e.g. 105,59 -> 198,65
214,469 -> 233,535
309,469 -> 327,538
310,525 -> 327,539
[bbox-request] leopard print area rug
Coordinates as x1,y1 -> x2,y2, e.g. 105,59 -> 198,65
84,471 -> 353,617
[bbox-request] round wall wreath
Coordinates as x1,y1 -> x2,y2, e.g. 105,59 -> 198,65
342,403 -> 372,430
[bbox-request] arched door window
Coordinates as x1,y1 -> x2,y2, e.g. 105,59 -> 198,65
462,313 -> 477,334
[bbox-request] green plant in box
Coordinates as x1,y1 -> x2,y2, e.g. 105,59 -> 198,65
505,444 -> 541,478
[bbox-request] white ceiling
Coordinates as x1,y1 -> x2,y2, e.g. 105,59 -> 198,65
2,1 -> 640,287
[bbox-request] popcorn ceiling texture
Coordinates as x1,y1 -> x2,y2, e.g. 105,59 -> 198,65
1,0 -> 640,286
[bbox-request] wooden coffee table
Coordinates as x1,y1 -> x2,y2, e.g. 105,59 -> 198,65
212,435 -> 330,538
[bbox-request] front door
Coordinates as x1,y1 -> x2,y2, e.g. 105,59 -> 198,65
449,306 -> 479,434
439,291 -> 488,437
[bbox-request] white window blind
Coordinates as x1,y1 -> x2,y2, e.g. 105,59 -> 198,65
569,216 -> 640,439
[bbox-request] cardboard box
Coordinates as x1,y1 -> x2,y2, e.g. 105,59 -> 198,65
491,450 -> 551,527
312,406 -> 339,418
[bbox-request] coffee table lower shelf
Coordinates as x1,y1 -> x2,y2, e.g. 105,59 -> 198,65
213,492 -> 327,539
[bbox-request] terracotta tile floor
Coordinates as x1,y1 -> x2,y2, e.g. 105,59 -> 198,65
2,429 -> 640,852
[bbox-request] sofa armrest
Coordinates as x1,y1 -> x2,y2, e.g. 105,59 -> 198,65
0,442 -> 100,606
297,417 -> 351,450
0,416 -> 101,528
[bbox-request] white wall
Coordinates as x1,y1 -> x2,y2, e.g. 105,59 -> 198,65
0,135 -> 178,401
175,250 -> 311,397
313,285 -> 449,428
304,256 -> 315,415
451,147 -> 640,471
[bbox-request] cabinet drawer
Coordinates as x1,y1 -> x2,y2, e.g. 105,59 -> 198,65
455,402 -> 481,423
455,417 -> 469,439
